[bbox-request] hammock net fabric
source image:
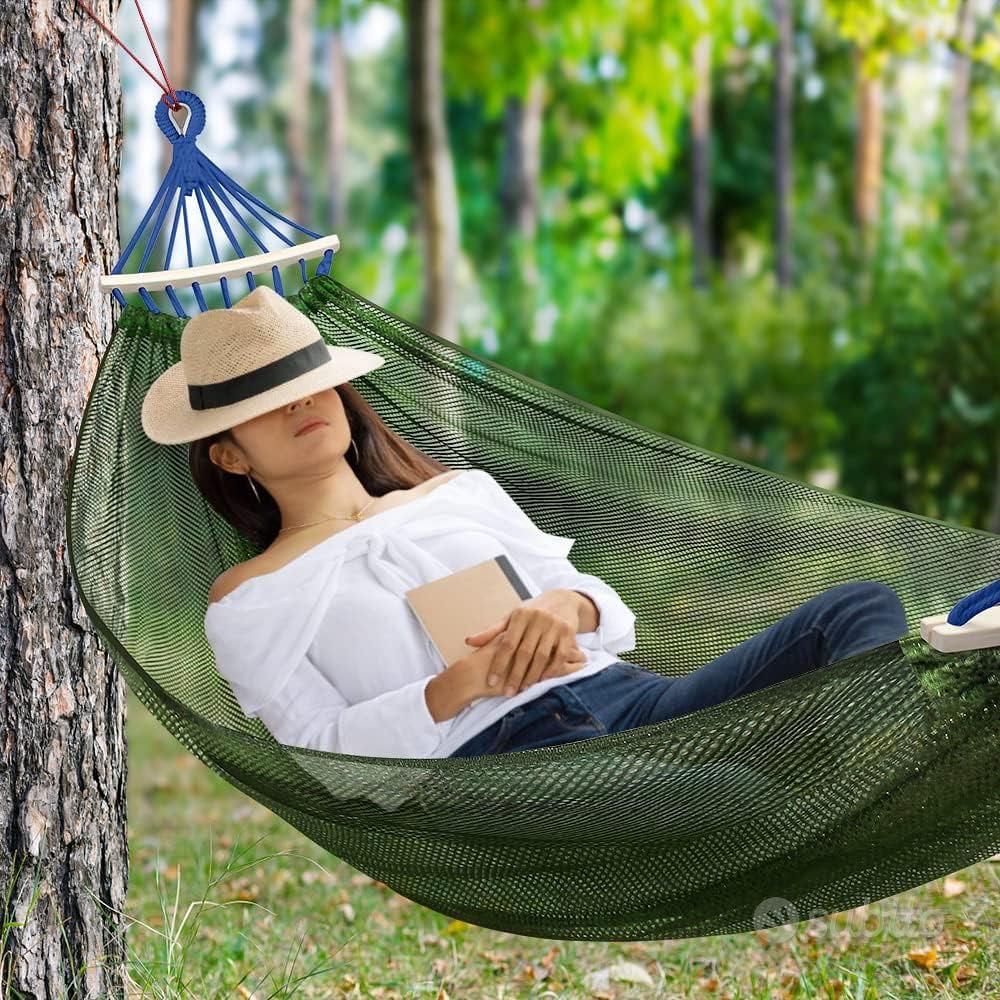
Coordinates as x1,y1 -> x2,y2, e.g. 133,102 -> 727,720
67,271 -> 1000,941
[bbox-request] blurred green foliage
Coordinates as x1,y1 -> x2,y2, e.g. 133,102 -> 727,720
125,0 -> 1000,530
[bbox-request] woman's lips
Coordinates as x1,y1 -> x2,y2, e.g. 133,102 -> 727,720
295,420 -> 326,436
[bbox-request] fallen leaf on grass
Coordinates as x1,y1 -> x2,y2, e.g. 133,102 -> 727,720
907,945 -> 937,969
515,960 -> 549,983
941,876 -> 966,897
337,973 -> 359,993
477,949 -> 509,972
778,964 -> 800,987
538,945 -> 560,971
953,964 -> 978,987
583,960 -> 655,991
226,876 -> 259,902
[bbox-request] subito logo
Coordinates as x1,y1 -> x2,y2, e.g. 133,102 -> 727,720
752,896 -> 800,938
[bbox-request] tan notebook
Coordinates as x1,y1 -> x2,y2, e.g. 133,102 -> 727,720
405,554 -> 532,707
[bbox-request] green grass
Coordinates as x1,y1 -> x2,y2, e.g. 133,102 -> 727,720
117,688 -> 1000,999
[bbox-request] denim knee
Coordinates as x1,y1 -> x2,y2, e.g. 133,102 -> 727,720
828,580 -> 908,637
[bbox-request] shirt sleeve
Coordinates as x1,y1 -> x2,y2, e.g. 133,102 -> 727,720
251,652 -> 451,759
481,473 -> 637,655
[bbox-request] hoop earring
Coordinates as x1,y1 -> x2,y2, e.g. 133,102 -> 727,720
350,438 -> 360,463
246,473 -> 262,504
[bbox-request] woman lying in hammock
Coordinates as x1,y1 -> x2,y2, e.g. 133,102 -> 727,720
182,289 -> 909,760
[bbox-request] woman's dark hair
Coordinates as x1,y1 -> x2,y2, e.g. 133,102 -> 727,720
189,383 -> 450,551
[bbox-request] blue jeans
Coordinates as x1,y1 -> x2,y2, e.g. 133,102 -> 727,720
449,580 -> 909,757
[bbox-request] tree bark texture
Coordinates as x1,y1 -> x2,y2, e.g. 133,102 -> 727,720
1,1 -> 128,995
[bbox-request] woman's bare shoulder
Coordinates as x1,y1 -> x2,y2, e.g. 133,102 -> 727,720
207,561 -> 266,606
207,469 -> 465,606
418,467 -> 466,493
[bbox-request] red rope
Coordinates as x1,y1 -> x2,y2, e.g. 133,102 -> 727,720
75,0 -> 182,111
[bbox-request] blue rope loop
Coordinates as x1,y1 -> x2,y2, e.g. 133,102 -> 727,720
947,577 -> 1000,626
154,89 -> 206,145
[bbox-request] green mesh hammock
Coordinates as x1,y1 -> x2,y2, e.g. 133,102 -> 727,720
68,88 -> 1000,942
68,270 -> 1000,940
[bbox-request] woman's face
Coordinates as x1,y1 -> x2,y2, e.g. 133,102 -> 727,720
209,386 -> 350,482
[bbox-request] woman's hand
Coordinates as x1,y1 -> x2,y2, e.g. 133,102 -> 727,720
463,589 -> 590,697
457,634 -> 588,704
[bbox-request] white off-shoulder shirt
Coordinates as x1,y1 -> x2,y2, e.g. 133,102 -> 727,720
203,468 -> 637,759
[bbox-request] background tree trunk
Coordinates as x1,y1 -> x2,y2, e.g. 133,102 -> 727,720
773,0 -> 794,289
691,31 -> 712,289
0,1 -> 128,995
947,0 -> 976,245
852,47 -> 883,256
498,74 -> 545,355
288,0 -> 316,227
406,0 -> 460,341
326,21 -> 348,231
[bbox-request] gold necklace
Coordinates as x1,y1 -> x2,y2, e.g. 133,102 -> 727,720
277,496 -> 380,534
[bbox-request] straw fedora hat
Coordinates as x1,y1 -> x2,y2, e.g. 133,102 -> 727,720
141,285 -> 385,445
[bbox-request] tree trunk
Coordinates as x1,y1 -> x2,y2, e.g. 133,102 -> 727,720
500,77 -> 544,242
947,0 -> 977,244
691,31 -> 712,289
406,0 -> 460,341
852,46 -> 883,258
288,0 -> 316,227
0,1 -> 128,996
326,22 -> 348,231
773,0 -> 794,289
498,73 -> 545,357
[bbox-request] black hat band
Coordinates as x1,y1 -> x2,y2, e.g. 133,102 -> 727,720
188,339 -> 331,410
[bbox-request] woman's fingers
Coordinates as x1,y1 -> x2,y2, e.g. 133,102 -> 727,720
465,616 -> 509,648
516,630 -> 587,692
546,641 -> 587,679
502,627 -> 544,696
485,612 -> 529,694
516,629 -> 562,693
485,606 -> 592,696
